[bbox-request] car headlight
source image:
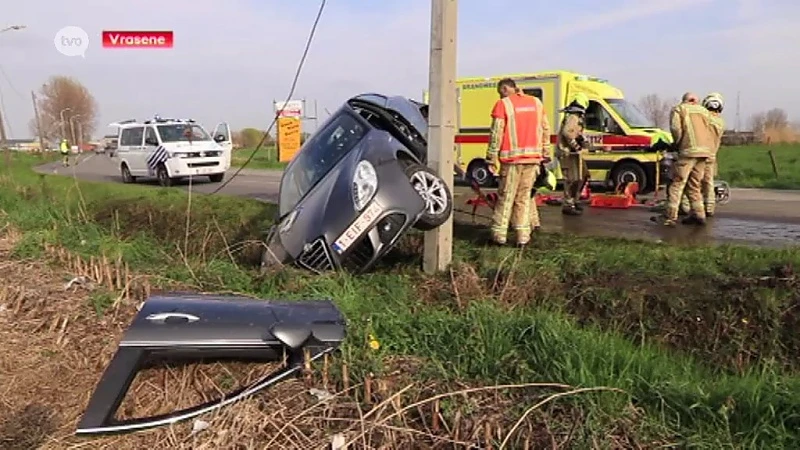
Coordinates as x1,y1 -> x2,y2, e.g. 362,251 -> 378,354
352,160 -> 378,211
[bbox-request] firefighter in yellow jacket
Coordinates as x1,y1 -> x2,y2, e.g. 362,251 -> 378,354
486,79 -> 547,246
653,96 -> 719,226
679,93 -> 725,216
556,93 -> 590,215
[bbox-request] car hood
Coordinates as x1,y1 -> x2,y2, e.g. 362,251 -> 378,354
275,135 -> 374,258
163,141 -> 220,150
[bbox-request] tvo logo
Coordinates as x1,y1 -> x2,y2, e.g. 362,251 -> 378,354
54,26 -> 89,57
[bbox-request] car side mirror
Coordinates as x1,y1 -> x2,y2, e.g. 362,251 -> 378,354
214,134 -> 226,143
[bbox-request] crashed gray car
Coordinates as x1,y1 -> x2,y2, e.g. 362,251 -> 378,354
261,93 -> 452,273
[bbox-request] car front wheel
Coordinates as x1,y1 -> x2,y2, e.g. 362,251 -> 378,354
209,173 -> 224,183
405,163 -> 453,231
156,164 -> 174,187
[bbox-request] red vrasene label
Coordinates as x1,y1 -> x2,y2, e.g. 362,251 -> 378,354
102,31 -> 173,48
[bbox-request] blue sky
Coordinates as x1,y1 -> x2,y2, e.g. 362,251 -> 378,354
1,0 -> 798,138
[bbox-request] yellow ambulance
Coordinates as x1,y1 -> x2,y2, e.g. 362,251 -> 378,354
426,70 -> 673,193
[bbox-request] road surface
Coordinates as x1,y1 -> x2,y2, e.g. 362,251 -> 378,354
37,153 -> 800,248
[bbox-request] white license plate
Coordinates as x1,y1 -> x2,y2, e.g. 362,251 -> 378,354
332,202 -> 382,254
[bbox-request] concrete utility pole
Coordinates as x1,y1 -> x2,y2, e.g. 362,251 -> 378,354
423,0 -> 457,274
32,91 -> 46,153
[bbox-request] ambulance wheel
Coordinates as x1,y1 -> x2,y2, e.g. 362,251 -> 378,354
209,173 -> 224,183
467,159 -> 494,187
120,163 -> 136,183
156,164 -> 174,187
611,162 -> 646,192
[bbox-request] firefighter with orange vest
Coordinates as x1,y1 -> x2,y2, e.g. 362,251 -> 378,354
485,78 -> 547,246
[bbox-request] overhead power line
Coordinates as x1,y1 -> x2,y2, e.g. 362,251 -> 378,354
211,0 -> 327,194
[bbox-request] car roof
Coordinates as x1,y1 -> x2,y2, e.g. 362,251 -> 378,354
110,117 -> 199,128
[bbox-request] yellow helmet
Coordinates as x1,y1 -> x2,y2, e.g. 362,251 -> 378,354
570,93 -> 589,110
702,92 -> 724,112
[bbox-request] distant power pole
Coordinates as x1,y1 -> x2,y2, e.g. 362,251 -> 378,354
423,0 -> 457,274
32,91 -> 46,153
0,89 -> 8,164
736,91 -> 741,132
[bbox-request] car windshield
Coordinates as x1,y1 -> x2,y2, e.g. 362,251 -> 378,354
279,112 -> 367,217
157,124 -> 211,142
605,98 -> 655,128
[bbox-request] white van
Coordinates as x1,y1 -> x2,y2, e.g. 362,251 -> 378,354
110,116 -> 232,186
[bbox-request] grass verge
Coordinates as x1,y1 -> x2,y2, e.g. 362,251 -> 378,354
1,152 -> 800,447
230,146 -> 287,170
718,143 -> 800,189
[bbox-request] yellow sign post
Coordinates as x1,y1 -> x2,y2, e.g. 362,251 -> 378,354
277,116 -> 302,162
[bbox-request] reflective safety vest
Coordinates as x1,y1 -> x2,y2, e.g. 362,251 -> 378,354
60,141 -> 69,154
491,94 -> 544,164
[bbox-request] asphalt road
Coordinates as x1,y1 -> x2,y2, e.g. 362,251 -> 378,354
37,153 -> 800,248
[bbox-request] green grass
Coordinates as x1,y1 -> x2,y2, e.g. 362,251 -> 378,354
718,143 -> 800,189
230,146 -> 287,170
3,152 -> 800,447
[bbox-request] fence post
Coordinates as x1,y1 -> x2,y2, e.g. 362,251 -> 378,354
767,150 -> 779,178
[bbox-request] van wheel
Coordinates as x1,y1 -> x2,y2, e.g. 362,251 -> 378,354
156,164 -> 173,187
405,163 -> 453,231
208,173 -> 224,183
120,164 -> 136,183
611,162 -> 646,192
467,159 -> 494,187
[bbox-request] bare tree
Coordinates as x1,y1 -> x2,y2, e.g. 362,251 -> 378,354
749,112 -> 766,133
637,94 -> 673,129
764,108 -> 789,130
32,76 -> 98,145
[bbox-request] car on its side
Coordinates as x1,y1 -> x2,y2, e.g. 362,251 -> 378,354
261,93 -> 452,274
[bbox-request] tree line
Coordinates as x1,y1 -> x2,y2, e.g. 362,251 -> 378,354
636,93 -> 792,134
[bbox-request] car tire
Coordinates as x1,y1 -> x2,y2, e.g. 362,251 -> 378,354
120,164 -> 136,183
208,173 -> 224,183
156,164 -> 173,187
404,163 -> 453,231
467,159 -> 494,187
611,162 -> 647,192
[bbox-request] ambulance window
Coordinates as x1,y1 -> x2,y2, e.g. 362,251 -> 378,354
585,101 -> 623,134
522,88 -> 543,101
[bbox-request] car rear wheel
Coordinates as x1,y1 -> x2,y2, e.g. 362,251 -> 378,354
120,164 -> 136,183
156,164 -> 174,187
209,173 -> 224,183
404,163 -> 453,231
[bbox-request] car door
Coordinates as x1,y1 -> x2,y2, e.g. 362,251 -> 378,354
142,126 -> 161,175
124,126 -> 146,174
211,122 -> 232,170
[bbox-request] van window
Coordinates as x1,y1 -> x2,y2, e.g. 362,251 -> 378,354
144,127 -> 159,145
120,127 -> 144,146
522,88 -> 543,101
585,101 -> 623,134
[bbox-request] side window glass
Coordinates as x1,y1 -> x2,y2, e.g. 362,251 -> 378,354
119,129 -> 132,146
522,88 -> 543,102
584,101 -> 605,132
145,127 -> 158,145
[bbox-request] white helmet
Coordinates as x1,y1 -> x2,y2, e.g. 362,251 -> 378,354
702,93 -> 724,112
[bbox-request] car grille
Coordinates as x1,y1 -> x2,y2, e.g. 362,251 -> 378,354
296,238 -> 334,273
341,238 -> 375,272
187,162 -> 220,168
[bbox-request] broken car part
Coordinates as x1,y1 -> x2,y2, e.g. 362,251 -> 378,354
76,293 -> 345,435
